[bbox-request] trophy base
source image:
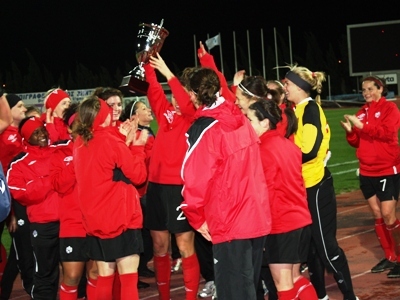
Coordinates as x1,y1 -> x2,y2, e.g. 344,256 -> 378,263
119,75 -> 149,95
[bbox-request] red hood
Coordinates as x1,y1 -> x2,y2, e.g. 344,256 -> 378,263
194,97 -> 244,131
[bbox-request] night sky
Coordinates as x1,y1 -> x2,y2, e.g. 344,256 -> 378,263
1,0 -> 399,85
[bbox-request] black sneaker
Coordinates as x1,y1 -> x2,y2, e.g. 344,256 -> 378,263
371,258 -> 396,273
387,263 -> 400,278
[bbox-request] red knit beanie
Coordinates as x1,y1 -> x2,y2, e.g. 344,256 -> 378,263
45,89 -> 70,110
20,117 -> 45,141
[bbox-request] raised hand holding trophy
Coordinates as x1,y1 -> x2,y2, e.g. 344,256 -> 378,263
120,19 -> 169,94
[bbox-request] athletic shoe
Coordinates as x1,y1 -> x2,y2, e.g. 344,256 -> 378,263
212,287 -> 218,300
212,286 -> 218,300
387,263 -> 400,278
371,258 -> 396,273
198,280 -> 216,298
171,258 -> 182,272
319,296 -> 329,300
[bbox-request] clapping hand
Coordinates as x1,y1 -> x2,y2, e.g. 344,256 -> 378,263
341,114 -> 363,132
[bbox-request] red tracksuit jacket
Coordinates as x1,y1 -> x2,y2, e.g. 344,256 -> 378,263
345,97 -> 400,176
50,139 -> 86,238
73,127 -> 147,239
144,63 -> 196,185
259,130 -> 311,234
7,143 -> 65,223
181,98 -> 271,244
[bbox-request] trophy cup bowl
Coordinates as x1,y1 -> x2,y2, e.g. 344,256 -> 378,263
120,21 -> 169,94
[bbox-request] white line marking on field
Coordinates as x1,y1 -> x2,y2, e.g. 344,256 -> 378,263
337,228 -> 374,241
337,205 -> 367,215
332,168 -> 358,175
329,160 -> 358,167
325,270 -> 371,289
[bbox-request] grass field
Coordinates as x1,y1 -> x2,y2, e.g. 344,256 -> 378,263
324,107 -> 361,194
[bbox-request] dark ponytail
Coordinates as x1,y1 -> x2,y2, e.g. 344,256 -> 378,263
283,107 -> 297,138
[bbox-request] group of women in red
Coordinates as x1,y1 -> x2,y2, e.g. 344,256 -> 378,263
0,39 -> 398,300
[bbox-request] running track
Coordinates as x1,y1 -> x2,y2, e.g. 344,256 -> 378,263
7,190 -> 400,299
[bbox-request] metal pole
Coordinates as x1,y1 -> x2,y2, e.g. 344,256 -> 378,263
274,27 -> 279,79
288,26 -> 293,65
219,33 -> 224,74
193,34 -> 197,67
247,30 -> 252,76
261,28 -> 266,79
328,74 -> 331,100
233,31 -> 238,73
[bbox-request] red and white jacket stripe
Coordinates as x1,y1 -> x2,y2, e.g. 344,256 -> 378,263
7,142 -> 68,223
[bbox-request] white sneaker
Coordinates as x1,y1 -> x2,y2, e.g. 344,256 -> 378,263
212,287 -> 217,300
198,281 -> 216,298
171,258 -> 182,272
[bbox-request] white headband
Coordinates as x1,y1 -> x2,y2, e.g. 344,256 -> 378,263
129,99 -> 141,119
238,83 -> 260,98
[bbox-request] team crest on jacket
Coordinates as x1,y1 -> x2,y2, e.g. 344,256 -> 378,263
375,111 -> 381,118
7,134 -> 17,143
163,110 -> 176,124
64,156 -> 73,165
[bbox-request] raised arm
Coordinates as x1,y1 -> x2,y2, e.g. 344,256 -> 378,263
149,53 -> 195,117
143,62 -> 172,122
198,42 -> 236,102
0,91 -> 12,133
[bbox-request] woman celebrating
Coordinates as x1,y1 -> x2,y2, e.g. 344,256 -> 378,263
247,99 -> 317,300
73,96 -> 148,300
7,117 -> 66,299
341,75 -> 400,278
143,53 -> 200,300
284,64 -> 358,300
50,103 -> 98,300
120,99 -> 155,282
92,87 -> 124,128
231,72 -> 292,141
181,67 -> 271,300
43,88 -> 71,142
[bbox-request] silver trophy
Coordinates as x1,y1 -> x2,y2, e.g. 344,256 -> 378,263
120,19 -> 169,94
